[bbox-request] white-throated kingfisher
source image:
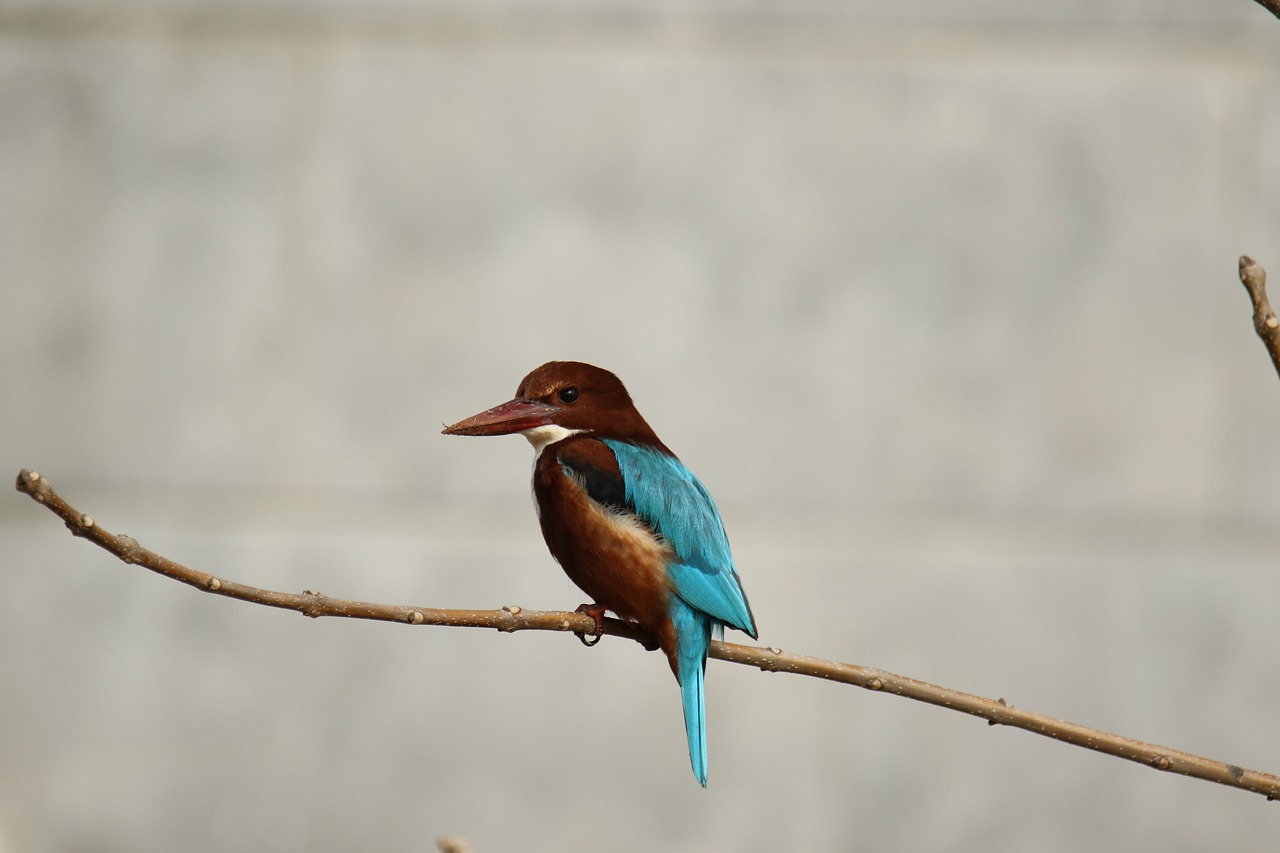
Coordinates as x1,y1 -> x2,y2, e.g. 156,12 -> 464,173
442,361 -> 757,786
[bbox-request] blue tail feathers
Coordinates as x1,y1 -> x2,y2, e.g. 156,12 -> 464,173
670,596 -> 714,787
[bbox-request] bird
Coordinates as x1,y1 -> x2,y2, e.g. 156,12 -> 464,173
442,361 -> 757,786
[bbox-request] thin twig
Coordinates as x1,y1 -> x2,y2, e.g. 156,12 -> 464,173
1239,257 -> 1280,381
1254,0 -> 1280,20
14,468 -> 1280,801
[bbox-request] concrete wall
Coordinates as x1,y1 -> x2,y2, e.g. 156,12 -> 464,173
3,2 -> 1279,850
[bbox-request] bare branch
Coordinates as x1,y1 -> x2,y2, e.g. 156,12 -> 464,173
11,469 -> 651,642
1239,257 -> 1280,380
1254,0 -> 1280,20
15,468 -> 1280,801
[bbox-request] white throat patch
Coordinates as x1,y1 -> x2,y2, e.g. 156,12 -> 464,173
521,424 -> 585,460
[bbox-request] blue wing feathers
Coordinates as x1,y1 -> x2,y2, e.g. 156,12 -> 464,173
601,440 -> 757,638
667,563 -> 755,639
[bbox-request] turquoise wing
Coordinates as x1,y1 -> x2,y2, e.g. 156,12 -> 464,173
602,439 -> 757,638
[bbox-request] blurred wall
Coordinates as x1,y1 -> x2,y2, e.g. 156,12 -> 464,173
3,2 -> 1280,851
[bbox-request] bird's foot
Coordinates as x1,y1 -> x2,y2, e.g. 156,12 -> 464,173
574,603 -> 607,647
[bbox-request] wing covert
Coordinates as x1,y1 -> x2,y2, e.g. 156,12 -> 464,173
602,439 -> 757,637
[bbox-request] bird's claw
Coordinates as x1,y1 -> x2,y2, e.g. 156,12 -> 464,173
574,603 -> 607,648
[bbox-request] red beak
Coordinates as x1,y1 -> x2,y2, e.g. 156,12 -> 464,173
442,398 -> 562,437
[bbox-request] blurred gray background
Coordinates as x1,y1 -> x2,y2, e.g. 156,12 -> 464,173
3,1 -> 1280,850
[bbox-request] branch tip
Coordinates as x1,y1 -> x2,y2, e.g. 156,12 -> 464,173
1236,256 -> 1280,380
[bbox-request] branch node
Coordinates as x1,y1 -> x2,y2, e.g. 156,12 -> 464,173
406,609 -> 425,625
1153,756 -> 1173,771
81,514 -> 94,528
502,604 -> 523,616
115,535 -> 140,563
300,590 -> 326,618
866,677 -> 884,691
205,577 -> 223,592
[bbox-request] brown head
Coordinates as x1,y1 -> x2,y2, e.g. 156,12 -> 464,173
442,361 -> 666,450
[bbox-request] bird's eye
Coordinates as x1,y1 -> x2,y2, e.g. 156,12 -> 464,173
558,387 -> 580,405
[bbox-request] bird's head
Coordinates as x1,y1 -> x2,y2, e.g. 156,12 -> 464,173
442,361 -> 662,450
